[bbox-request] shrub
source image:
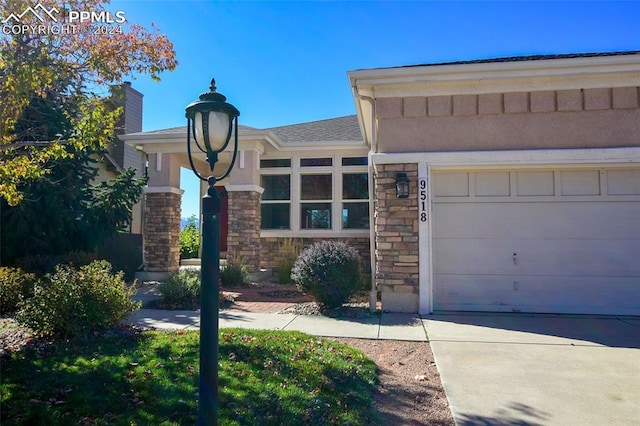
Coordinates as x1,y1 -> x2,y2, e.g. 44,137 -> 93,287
274,238 -> 302,285
97,234 -> 142,282
15,251 -> 96,275
14,254 -> 59,275
220,258 -> 249,288
16,260 -> 140,338
157,269 -> 201,309
0,267 -> 37,315
61,250 -> 97,267
291,241 -> 364,309
180,215 -> 200,259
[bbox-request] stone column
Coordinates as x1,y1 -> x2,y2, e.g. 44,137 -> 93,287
374,163 -> 419,312
143,189 -> 182,274
226,188 -> 262,270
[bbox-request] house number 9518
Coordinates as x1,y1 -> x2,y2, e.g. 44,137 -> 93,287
419,178 -> 428,222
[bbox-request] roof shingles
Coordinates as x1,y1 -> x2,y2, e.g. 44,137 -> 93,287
127,115 -> 363,143
265,115 -> 361,143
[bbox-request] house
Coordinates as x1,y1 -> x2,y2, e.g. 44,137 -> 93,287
122,51 -> 640,315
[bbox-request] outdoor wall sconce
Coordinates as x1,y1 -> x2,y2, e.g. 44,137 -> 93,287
396,172 -> 410,198
185,78 -> 240,426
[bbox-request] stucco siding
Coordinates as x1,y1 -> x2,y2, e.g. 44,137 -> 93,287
376,87 -> 640,153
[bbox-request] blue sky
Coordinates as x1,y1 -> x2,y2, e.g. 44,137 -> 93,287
111,1 -> 640,218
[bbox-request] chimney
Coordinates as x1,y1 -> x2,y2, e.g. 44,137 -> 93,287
119,81 -> 143,134
108,82 -> 144,171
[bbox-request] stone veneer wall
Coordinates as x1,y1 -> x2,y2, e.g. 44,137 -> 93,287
144,192 -> 181,272
227,191 -> 261,270
260,237 -> 371,277
374,163 -> 419,312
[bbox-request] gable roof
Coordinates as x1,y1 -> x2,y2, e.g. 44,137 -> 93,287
126,115 -> 363,143
135,123 -> 256,136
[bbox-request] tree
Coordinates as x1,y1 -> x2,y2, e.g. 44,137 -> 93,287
0,145 -> 147,266
0,0 -> 177,205
180,215 -> 200,259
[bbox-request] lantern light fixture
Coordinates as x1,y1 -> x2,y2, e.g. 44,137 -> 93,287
396,172 -> 410,198
185,78 -> 240,180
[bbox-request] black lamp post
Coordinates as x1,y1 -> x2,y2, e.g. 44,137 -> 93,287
185,78 -> 240,426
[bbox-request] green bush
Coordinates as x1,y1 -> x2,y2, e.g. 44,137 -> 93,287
220,258 -> 249,288
14,251 -> 96,275
291,241 -> 364,309
61,250 -> 98,267
16,260 -> 140,338
157,269 -> 201,309
179,215 -> 200,259
97,234 -> 142,282
14,254 -> 59,275
0,267 -> 37,315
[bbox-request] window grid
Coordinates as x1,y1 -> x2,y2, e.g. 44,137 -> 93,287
260,155 -> 369,232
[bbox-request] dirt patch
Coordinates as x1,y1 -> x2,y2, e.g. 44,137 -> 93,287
333,338 -> 454,425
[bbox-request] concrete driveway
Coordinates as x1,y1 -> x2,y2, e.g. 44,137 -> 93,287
423,314 -> 640,425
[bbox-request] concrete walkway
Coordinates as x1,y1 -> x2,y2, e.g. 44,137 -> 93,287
424,313 -> 640,426
127,308 -> 429,341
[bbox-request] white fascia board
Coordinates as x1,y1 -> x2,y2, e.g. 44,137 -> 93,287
122,134 -> 270,155
272,141 -> 368,152
125,130 -> 367,154
371,147 -> 640,167
239,131 -> 280,151
349,54 -> 640,97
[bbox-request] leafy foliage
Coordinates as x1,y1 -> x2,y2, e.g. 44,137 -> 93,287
16,260 -> 140,337
220,258 -> 250,288
96,234 -> 143,282
0,0 -> 177,205
0,267 -> 37,315
291,240 -> 364,309
1,329 -> 379,425
179,215 -> 200,259
156,269 -> 201,310
0,148 -> 146,266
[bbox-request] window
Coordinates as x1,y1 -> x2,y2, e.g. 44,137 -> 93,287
301,174 -> 331,200
260,155 -> 369,232
261,174 -> 290,229
300,157 -> 332,167
261,158 -> 291,168
342,172 -> 369,229
301,203 -> 331,229
301,174 -> 332,229
342,157 -> 368,166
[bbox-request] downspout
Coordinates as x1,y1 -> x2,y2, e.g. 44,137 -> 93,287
358,94 -> 378,312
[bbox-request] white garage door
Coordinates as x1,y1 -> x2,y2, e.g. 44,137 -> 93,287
432,168 -> 640,315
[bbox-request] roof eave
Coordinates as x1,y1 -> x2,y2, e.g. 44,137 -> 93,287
348,52 -> 640,97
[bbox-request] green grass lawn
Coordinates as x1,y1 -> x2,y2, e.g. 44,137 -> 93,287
1,328 -> 379,425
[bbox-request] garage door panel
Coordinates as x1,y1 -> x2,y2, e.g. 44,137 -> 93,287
434,238 -> 640,276
432,167 -> 640,315
434,202 -> 640,240
434,275 -> 640,315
